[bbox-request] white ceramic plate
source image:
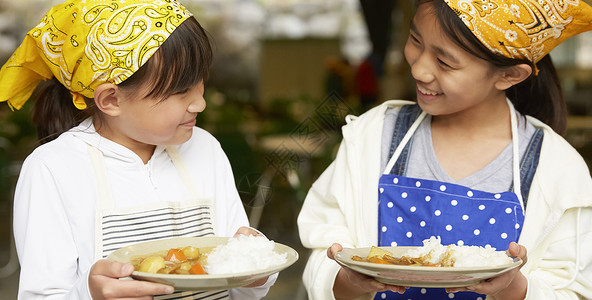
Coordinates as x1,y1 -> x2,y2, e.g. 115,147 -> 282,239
334,246 -> 521,288
107,236 -> 299,291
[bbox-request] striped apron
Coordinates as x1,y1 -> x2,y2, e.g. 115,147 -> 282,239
88,145 -> 230,299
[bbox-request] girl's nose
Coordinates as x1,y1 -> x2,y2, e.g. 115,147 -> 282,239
410,53 -> 435,83
188,95 -> 206,113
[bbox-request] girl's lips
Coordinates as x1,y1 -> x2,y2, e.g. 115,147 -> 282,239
417,85 -> 441,96
416,86 -> 442,103
180,119 -> 196,127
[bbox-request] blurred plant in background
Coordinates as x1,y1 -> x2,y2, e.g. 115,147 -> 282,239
0,101 -> 37,272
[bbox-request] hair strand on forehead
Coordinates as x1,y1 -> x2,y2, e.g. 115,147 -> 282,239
117,17 -> 213,102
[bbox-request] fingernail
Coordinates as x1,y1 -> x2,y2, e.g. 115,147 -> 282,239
372,282 -> 385,289
121,264 -> 133,274
164,286 -> 174,294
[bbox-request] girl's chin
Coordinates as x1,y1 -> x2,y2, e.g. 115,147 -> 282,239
415,99 -> 446,116
167,131 -> 193,146
415,96 -> 435,108
178,134 -> 193,144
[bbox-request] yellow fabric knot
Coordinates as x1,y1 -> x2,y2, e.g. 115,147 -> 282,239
71,92 -> 87,110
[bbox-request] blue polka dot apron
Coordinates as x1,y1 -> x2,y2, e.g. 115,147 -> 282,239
374,100 -> 525,300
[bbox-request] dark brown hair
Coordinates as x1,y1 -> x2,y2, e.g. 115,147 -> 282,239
419,0 -> 567,135
32,17 -> 213,144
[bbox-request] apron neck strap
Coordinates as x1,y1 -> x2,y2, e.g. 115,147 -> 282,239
87,145 -> 115,209
507,99 -> 524,210
165,146 -> 201,199
383,111 -> 427,175
382,101 -> 524,209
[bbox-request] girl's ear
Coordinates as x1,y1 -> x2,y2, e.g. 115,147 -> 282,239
495,64 -> 532,90
93,83 -> 122,116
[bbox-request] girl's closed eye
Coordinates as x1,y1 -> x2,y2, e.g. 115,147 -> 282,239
437,58 -> 453,69
174,88 -> 190,95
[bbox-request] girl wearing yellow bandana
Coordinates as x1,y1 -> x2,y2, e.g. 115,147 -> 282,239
298,1 -> 592,300
1,0 -> 277,299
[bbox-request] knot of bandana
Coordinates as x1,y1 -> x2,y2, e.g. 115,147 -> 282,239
444,0 -> 592,65
0,0 -> 192,110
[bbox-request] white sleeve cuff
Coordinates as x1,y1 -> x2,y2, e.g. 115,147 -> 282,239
229,272 -> 279,299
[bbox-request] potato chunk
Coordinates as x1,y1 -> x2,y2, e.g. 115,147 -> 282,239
179,262 -> 192,272
367,246 -> 393,258
138,256 -> 165,273
181,246 -> 200,259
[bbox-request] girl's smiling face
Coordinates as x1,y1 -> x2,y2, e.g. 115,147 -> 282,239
404,3 -> 508,117
96,80 -> 206,162
116,80 -> 206,147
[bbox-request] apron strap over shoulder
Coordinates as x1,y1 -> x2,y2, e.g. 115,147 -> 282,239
383,109 -> 427,175
507,99 -> 524,211
87,144 -> 115,210
166,146 -> 201,199
388,104 -> 424,176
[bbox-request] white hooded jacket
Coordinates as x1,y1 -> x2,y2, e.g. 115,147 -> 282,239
13,119 -> 276,299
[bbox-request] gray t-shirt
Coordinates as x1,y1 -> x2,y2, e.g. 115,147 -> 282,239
381,106 -> 536,193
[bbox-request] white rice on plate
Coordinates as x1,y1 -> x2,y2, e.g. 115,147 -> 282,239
403,236 -> 514,267
205,235 -> 288,274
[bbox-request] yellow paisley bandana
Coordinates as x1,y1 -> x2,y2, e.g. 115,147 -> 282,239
444,0 -> 592,64
0,0 -> 192,110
